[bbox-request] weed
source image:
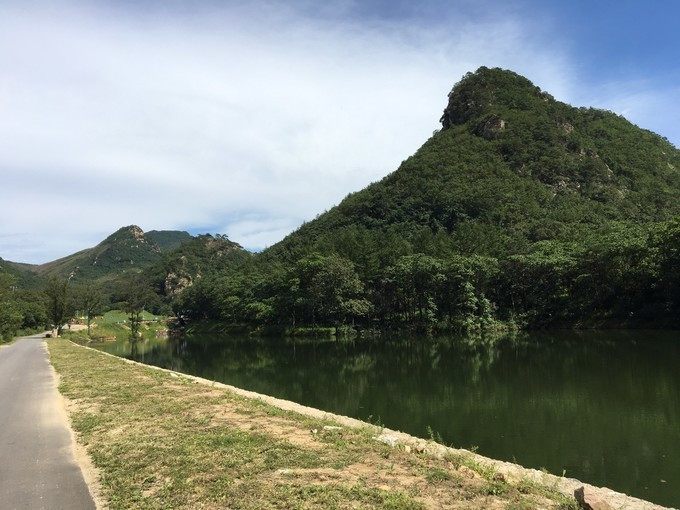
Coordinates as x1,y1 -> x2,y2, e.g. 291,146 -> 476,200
426,468 -> 453,483
483,480 -> 508,496
426,425 -> 445,445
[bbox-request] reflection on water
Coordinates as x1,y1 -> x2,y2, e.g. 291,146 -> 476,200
91,330 -> 680,507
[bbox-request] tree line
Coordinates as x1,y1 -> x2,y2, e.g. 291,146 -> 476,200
2,216 -> 678,340
169,217 -> 680,333
0,273 -> 160,342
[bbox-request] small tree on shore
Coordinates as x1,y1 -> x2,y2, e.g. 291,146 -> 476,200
45,276 -> 71,336
77,283 -> 103,336
123,276 -> 154,340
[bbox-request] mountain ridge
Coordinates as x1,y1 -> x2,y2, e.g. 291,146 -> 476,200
5,67 -> 680,330
19,226 -> 190,282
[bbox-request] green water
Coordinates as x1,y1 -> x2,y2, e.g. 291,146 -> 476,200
94,330 -> 680,507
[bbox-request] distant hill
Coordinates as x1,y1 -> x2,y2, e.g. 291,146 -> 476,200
146,230 -> 193,252
0,226 -> 196,339
0,257 -> 42,288
2,225 -> 249,299
28,226 -> 167,282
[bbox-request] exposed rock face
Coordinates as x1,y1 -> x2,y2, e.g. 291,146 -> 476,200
560,122 -> 575,134
164,273 -> 193,296
574,486 -> 614,510
475,114 -> 507,140
130,225 -> 145,240
161,234 -> 247,296
164,256 -> 194,296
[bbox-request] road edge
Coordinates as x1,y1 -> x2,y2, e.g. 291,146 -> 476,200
44,340 -> 106,510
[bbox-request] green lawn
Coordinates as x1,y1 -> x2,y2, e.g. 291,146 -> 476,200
65,310 -> 170,343
95,309 -> 167,325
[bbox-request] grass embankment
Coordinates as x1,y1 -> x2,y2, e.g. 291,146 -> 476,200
65,310 -> 169,343
49,338 -> 577,510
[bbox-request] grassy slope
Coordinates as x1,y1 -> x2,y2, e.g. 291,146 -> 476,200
49,338 -> 577,510
64,310 -> 168,342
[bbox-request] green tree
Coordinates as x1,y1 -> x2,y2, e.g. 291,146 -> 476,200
44,276 -> 71,336
16,296 -> 48,330
282,254 -> 371,330
0,274 -> 23,341
501,241 -> 582,326
309,255 -> 371,329
441,255 -> 499,330
123,276 -> 154,339
652,217 -> 680,316
381,254 -> 445,328
76,283 -> 103,336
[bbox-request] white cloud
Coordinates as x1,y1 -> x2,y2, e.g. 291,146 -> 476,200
0,0 -> 606,263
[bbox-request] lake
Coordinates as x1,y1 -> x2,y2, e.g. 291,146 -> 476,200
92,330 -> 679,507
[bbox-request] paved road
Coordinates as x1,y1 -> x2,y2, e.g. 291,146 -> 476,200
0,334 -> 95,510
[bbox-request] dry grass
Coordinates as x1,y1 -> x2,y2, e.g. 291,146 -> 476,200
49,338 -> 577,510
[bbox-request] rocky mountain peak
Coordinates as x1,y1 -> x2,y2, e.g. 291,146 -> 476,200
440,66 -> 552,129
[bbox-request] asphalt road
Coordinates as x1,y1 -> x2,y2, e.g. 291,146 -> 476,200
0,334 -> 95,510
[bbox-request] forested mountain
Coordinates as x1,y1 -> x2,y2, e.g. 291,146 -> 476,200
23,226 -> 181,282
268,67 -> 680,262
176,67 -> 680,331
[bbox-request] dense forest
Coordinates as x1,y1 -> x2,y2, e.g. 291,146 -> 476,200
3,67 -> 680,339
0,267 -> 48,341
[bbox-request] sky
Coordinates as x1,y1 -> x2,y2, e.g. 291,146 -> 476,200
2,0 -> 680,264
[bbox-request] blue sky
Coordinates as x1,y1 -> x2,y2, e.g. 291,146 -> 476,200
1,0 -> 679,263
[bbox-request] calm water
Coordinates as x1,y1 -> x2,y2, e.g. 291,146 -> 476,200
94,331 -> 680,507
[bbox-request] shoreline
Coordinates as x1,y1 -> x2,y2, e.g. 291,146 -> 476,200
91,345 -> 672,510
53,338 -> 673,509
